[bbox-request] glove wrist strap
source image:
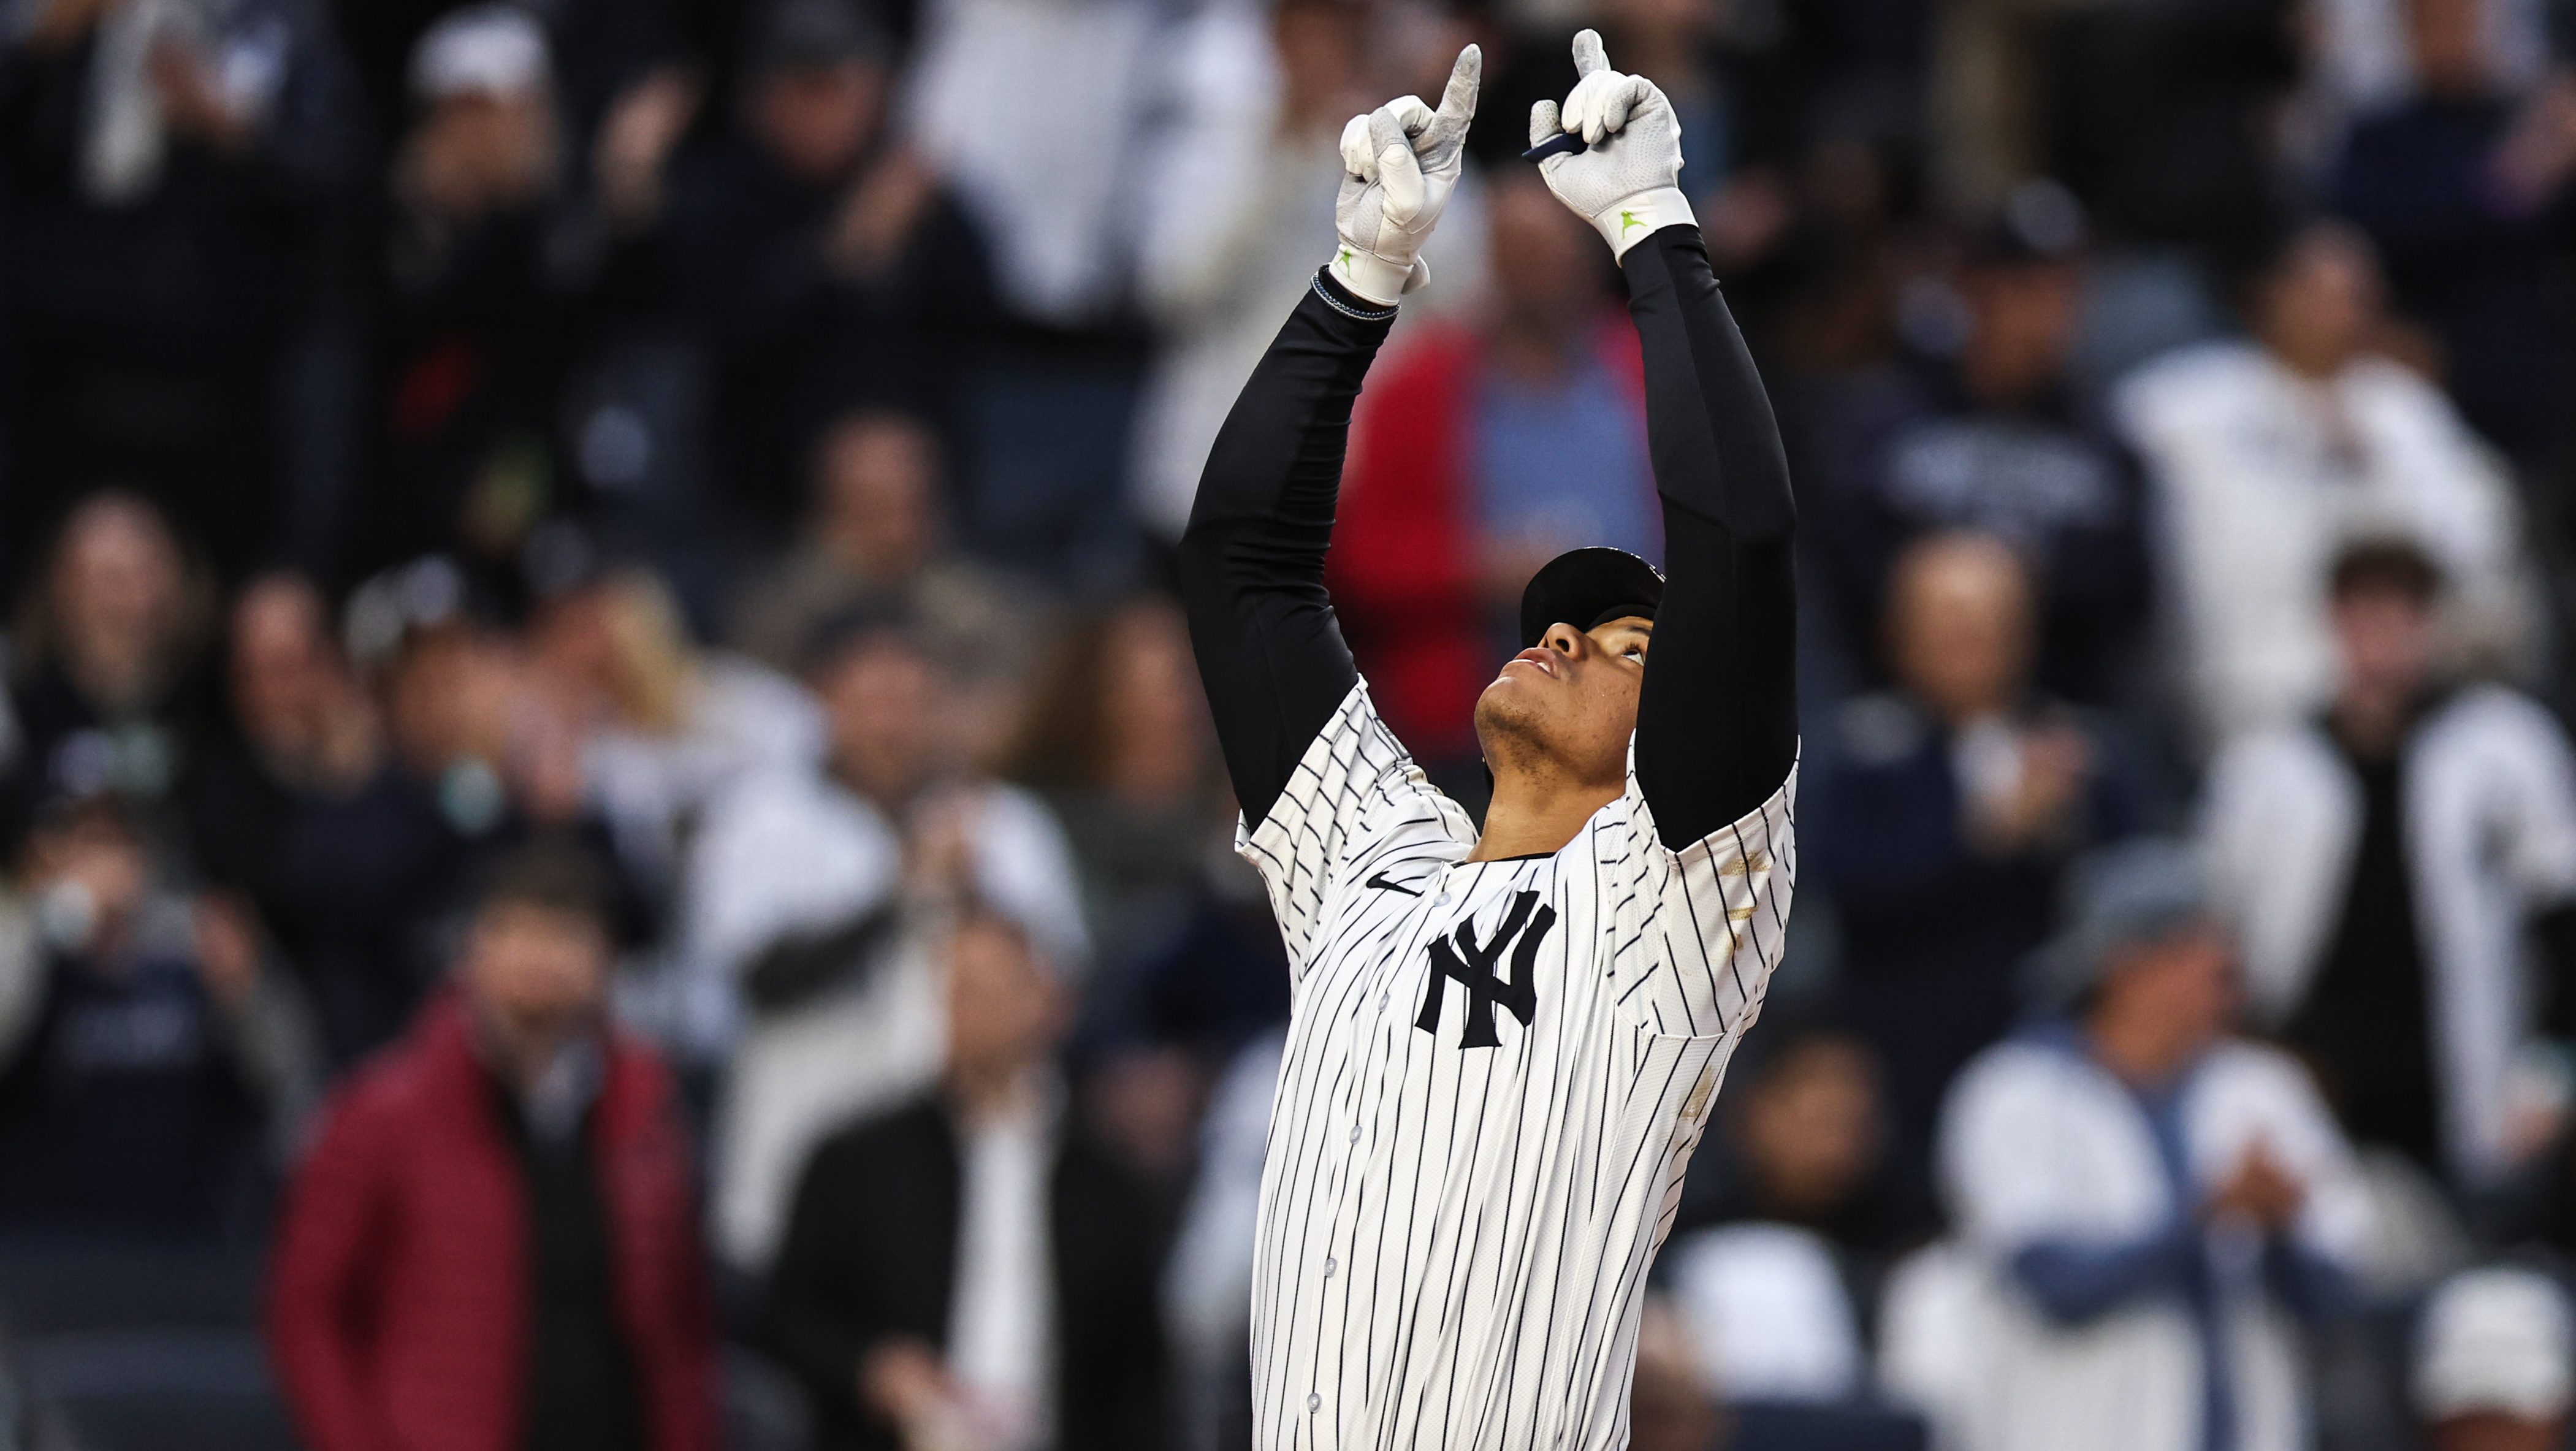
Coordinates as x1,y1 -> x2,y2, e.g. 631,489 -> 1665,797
1328,245 -> 1417,307
1591,187 -> 1694,260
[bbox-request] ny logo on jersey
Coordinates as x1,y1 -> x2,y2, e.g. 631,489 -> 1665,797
1416,889 -> 1556,1048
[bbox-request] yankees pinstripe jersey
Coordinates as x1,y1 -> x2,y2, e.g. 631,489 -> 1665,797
1238,680 -> 1796,1450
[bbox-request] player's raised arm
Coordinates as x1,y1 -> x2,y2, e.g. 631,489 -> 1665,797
1530,31 -> 1797,847
1176,47 -> 1480,825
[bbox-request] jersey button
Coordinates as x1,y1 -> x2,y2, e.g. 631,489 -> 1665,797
1347,1124 -> 1361,1144
1324,1257 -> 1338,1277
1308,1393 -> 1322,1414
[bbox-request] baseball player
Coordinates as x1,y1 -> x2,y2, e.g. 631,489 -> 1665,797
1175,29 -> 1798,1451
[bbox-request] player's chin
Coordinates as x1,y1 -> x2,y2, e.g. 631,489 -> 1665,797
1477,669 -> 1546,720
1473,676 -> 1534,734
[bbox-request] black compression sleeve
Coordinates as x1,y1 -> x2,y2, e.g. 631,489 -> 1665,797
1176,270 -> 1392,824
1622,224 -> 1799,847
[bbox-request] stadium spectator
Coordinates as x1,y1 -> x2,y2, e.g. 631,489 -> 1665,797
902,0 -> 1154,331
352,5 -> 595,578
1,492 -> 211,856
527,563 -> 823,906
1680,1026 -> 1900,1250
764,910 -> 1168,1451
1008,596 -> 1285,1189
181,573 -> 386,1056
334,0 -> 676,151
1005,595 -> 1229,982
2201,538 -> 2576,1193
2290,0 -> 2551,156
727,409 -> 1037,748
267,840 -> 717,1451
1663,1024 -> 1909,1413
184,574 -> 370,909
1332,169 -> 1654,787
2114,219 -> 2532,744
1815,532 -> 2148,1209
2334,0 -> 2576,467
256,560 -> 647,1065
902,0 -> 1170,584
649,0 -> 992,531
0,796 -> 316,1238
0,0 -> 357,587
1934,839 -> 2374,1451
1804,185 -> 2152,708
2413,1266 -> 2575,1451
685,611 -> 1086,1265
1964,0 -> 2293,265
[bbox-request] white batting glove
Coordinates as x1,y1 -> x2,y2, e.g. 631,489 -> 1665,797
1328,45 -> 1481,307
1528,30 -> 1694,259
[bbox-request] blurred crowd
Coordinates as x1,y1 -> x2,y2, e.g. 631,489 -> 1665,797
6,0 -> 2576,1444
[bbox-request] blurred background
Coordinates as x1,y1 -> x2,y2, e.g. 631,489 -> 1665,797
4,0 -> 2576,1444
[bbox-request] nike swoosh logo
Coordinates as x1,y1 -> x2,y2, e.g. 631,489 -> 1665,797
1365,871 -> 1424,896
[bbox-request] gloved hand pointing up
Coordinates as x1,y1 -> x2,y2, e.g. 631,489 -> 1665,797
1528,30 -> 1694,259
1327,44 -> 1481,307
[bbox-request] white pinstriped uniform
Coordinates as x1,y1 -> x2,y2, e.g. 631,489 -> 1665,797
1237,680 -> 1796,1450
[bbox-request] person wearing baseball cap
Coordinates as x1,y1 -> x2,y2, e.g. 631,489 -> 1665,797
1937,838 -> 2376,1451
2415,1266 -> 2576,1451
408,3 -> 552,105
1173,32 -> 1805,1445
1804,175 -> 2151,710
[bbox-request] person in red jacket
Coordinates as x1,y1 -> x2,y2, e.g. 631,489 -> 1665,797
267,839 -> 717,1451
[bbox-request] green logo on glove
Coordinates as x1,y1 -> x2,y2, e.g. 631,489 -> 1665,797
1336,248 -> 1355,273
1619,209 -> 1645,235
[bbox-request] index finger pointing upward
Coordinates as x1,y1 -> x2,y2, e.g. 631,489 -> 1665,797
1430,44 -> 1482,137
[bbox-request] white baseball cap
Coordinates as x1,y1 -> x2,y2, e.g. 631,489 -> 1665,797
410,4 -> 552,101
2415,1267 -> 2576,1423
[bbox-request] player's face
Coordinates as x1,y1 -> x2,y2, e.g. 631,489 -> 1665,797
1472,616 -> 1652,786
